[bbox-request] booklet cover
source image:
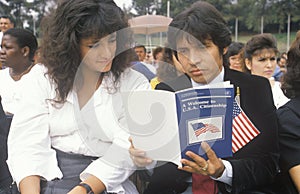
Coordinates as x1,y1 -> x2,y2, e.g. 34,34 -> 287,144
122,82 -> 234,166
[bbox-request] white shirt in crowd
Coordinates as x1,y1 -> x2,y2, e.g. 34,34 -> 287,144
142,61 -> 157,74
0,68 -> 30,114
271,79 -> 290,108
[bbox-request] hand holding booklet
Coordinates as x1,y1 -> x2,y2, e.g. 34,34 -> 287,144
122,82 -> 234,167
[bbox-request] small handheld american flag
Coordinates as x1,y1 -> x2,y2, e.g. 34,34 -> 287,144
232,99 -> 260,153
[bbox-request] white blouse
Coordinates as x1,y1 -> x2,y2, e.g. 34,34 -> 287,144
272,81 -> 289,108
7,64 -> 150,193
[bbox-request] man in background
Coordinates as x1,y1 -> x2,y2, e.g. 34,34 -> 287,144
132,45 -> 156,81
0,15 -> 15,44
0,15 -> 14,69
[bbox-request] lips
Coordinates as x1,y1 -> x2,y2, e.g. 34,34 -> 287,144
0,57 -> 6,63
96,58 -> 113,63
264,70 -> 274,76
265,70 -> 273,74
97,60 -> 109,64
190,68 -> 204,76
232,64 -> 241,68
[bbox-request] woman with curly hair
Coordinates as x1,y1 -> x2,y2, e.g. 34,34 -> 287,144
275,30 -> 300,194
7,0 -> 150,194
243,33 -> 289,108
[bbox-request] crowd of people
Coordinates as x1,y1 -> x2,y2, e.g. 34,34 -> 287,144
0,0 -> 299,194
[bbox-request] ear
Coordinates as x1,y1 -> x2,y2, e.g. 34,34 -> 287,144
21,46 -> 30,57
223,47 -> 228,55
245,58 -> 252,71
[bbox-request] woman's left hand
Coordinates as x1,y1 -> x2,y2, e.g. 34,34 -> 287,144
129,137 -> 153,167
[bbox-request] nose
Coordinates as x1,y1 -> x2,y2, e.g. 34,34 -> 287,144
0,47 -> 5,54
266,59 -> 273,68
98,43 -> 113,59
189,48 -> 202,65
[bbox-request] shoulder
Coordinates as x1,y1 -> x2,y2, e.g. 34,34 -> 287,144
150,77 -> 159,89
156,74 -> 191,92
225,68 -> 270,89
277,97 -> 300,118
277,98 -> 300,135
22,63 -> 48,81
0,68 -> 10,81
119,68 -> 151,90
21,64 -> 50,86
29,63 -> 48,74
121,68 -> 148,83
19,64 -> 53,97
226,68 -> 276,114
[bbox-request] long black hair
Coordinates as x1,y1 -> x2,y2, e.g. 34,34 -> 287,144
282,31 -> 300,98
40,0 -> 133,103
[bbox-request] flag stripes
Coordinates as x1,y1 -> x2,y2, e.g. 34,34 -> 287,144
232,100 -> 260,153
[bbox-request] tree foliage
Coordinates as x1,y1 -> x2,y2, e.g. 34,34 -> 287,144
0,0 -> 57,36
0,0 -> 299,35
131,0 -> 300,33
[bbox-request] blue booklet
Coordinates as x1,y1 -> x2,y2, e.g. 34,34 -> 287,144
175,85 -> 234,161
122,82 -> 234,166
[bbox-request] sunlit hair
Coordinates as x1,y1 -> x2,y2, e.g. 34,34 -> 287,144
168,1 -> 232,57
40,0 -> 133,103
3,28 -> 38,61
282,31 -> 300,98
244,33 -> 279,60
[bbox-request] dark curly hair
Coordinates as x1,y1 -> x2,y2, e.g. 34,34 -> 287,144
282,31 -> 300,98
244,33 -> 279,60
168,1 -> 232,57
40,0 -> 133,103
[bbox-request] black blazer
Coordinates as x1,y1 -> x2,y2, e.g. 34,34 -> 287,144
144,68 -> 280,194
274,96 -> 300,194
0,96 -> 13,188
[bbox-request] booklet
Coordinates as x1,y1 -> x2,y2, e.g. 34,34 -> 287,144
122,82 -> 234,167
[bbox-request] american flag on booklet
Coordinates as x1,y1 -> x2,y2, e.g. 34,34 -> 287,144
232,100 -> 260,153
192,122 -> 220,137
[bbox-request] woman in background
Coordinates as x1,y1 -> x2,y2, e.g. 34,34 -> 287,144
243,33 -> 289,108
0,28 -> 38,115
150,47 -> 184,89
224,41 -> 245,72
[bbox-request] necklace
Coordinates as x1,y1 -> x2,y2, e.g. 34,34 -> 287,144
10,63 -> 34,81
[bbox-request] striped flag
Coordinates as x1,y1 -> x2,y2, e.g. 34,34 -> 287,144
232,100 -> 260,153
192,122 -> 220,137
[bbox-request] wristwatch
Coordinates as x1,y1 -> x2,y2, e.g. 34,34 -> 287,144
78,183 -> 94,194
